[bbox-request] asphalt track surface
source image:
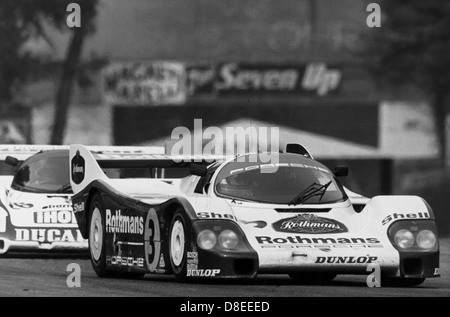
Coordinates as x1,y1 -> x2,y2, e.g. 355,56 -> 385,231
0,238 -> 449,297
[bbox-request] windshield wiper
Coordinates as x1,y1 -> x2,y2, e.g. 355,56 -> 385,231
56,184 -> 73,193
288,181 -> 332,206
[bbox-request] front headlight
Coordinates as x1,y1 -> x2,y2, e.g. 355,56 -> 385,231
417,230 -> 437,250
395,229 -> 414,249
197,230 -> 216,250
218,230 -> 238,249
388,220 -> 438,252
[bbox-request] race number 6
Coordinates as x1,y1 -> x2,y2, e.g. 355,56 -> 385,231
144,208 -> 161,272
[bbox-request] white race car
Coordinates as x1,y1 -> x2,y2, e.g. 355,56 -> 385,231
69,143 -> 440,286
0,145 -> 164,255
0,145 -> 65,187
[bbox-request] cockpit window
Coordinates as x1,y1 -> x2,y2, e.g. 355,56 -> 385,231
12,153 -> 71,193
214,154 -> 347,205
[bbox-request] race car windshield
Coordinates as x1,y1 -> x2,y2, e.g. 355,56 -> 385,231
12,154 -> 71,194
214,154 -> 347,205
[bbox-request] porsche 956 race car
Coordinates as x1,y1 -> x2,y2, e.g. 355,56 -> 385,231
69,144 -> 440,286
0,146 -> 85,254
0,145 -> 64,186
0,144 -> 164,255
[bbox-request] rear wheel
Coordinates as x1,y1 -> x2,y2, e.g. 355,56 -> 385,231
88,194 -> 108,277
289,272 -> 337,285
169,211 -> 188,281
88,194 -> 145,279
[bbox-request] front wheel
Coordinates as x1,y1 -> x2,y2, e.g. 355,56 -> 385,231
169,211 -> 189,281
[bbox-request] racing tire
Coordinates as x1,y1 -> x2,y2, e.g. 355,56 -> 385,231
88,194 -> 145,280
88,194 -> 109,277
289,272 -> 337,285
168,210 -> 189,281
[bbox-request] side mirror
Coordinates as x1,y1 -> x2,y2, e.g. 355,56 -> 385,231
334,166 -> 349,177
189,164 -> 207,177
286,143 -> 312,158
5,156 -> 19,167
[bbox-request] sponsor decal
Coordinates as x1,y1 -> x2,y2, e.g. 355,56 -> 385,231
256,236 -> 380,245
301,63 -> 342,96
34,210 -> 76,224
315,256 -> 378,264
187,251 -> 199,271
187,269 -> 220,277
196,212 -> 236,221
106,209 -> 144,235
261,244 -> 382,250
110,256 -> 144,268
216,63 -> 298,92
187,251 -> 198,263
8,202 -> 33,209
73,202 -> 85,213
15,228 -> 84,243
215,63 -> 341,96
240,220 -> 267,229
103,62 -> 186,106
272,214 -> 347,234
71,150 -> 85,185
382,212 -> 430,226
186,65 -> 215,96
42,204 -> 72,210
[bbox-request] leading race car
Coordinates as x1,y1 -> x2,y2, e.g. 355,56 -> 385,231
69,144 -> 440,286
0,144 -> 164,255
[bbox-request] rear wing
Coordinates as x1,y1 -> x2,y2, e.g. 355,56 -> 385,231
0,144 -> 68,161
0,144 -> 70,176
69,144 -> 227,194
0,144 -> 165,160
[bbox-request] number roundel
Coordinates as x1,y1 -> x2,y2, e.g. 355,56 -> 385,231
144,208 -> 161,272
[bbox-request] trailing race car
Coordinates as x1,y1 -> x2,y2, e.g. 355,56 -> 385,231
69,144 -> 440,286
0,145 -> 64,187
0,145 -> 164,255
